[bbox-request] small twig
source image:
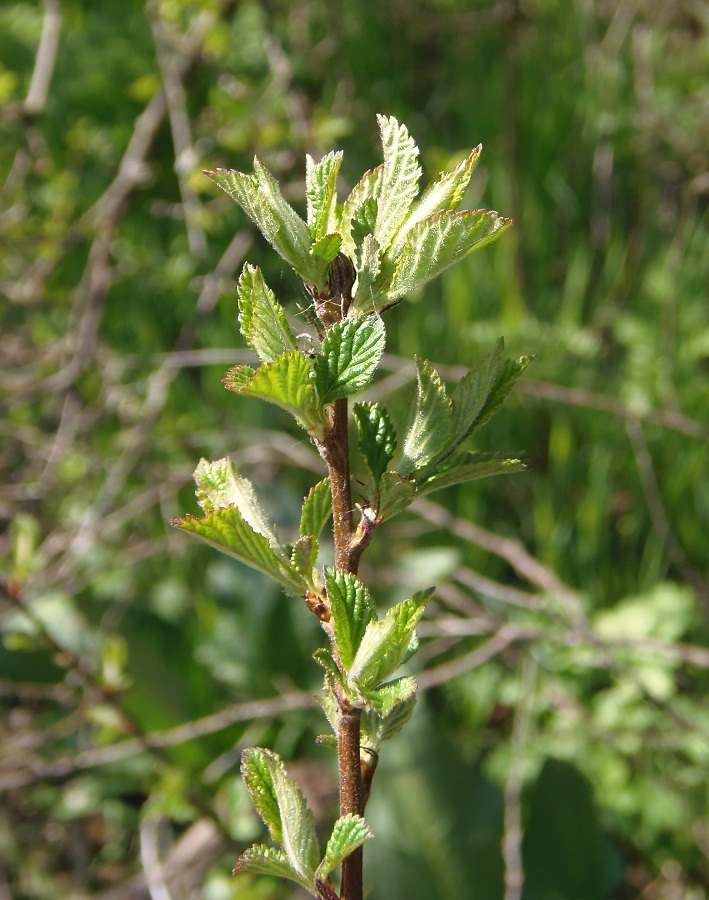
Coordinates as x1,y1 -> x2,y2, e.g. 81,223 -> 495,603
24,0 -> 63,116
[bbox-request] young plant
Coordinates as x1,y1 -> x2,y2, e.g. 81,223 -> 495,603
173,115 -> 530,900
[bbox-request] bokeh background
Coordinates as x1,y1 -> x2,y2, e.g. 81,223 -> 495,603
1,1 -> 708,898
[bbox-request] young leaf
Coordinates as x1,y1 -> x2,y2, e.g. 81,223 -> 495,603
374,115 -> 422,253
306,150 -> 343,241
291,536 -> 319,590
397,357 -> 453,476
351,197 -> 379,247
351,234 -> 382,312
324,568 -> 376,671
193,457 -> 279,546
205,163 -> 322,285
349,588 -> 434,691
241,748 -> 320,888
448,338 -> 506,452
314,318 -> 386,405
315,815 -> 373,883
237,264 -> 298,363
389,146 -> 482,257
310,232 -> 342,265
417,453 -> 527,496
173,506 -> 306,595
386,208 -> 512,302
225,351 -> 328,439
376,472 -> 417,521
340,165 -> 383,259
313,647 -> 350,701
353,402 -> 397,484
468,353 -> 533,439
361,696 -> 417,752
300,479 -> 332,540
358,676 -> 418,718
234,845 -> 309,891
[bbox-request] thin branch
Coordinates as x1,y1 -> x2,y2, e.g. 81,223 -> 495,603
24,0 -> 63,116
416,625 -> 522,691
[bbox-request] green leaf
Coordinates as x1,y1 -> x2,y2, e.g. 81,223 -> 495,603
172,506 -> 305,595
387,209 -> 512,301
205,164 -> 321,284
389,146 -> 482,257
306,150 -> 343,241
234,845 -> 308,891
316,815 -> 373,882
340,165 -> 383,259
237,264 -> 297,363
358,676 -> 418,718
361,696 -> 417,752
313,647 -> 349,698
374,115 -> 422,253
225,351 -> 327,438
193,457 -> 279,545
351,234 -> 382,312
349,588 -> 434,691
448,339 -> 506,452
417,452 -> 527,496
300,479 -> 332,540
351,197 -> 379,247
353,402 -> 397,484
291,536 -> 319,590
377,472 -> 417,521
240,748 -> 320,888
471,353 -> 533,437
324,569 -> 376,671
310,232 -> 342,264
314,318 -> 386,405
397,357 -> 453,476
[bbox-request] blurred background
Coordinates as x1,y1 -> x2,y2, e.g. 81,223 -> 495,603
1,1 -> 708,897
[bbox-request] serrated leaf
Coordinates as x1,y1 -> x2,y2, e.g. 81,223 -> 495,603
313,647 -> 349,699
374,115 -> 422,252
471,354 -> 533,437
237,264 -> 297,363
387,209 -> 512,301
225,351 -> 327,438
291,536 -> 319,590
353,402 -> 397,484
397,357 -> 453,476
324,569 -> 376,671
193,457 -> 279,546
377,472 -> 417,521
234,845 -> 309,890
351,197 -> 378,247
310,232 -> 342,264
448,339 -> 505,452
349,588 -> 434,691
316,815 -> 373,883
300,479 -> 332,540
223,364 -> 255,390
314,318 -> 386,405
205,164 -> 321,284
172,506 -> 306,595
417,453 -> 527,496
358,676 -> 418,718
340,165 -> 383,258
389,146 -> 482,257
352,234 -> 382,312
240,748 -> 320,887
306,150 -> 343,240
361,696 -> 417,752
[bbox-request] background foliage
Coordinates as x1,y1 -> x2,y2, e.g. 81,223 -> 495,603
1,1 -> 708,898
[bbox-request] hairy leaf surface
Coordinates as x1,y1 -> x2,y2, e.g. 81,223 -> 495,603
315,318 -> 385,405
316,815 -> 373,883
353,402 -> 397,484
374,115 -> 422,253
300,479 -> 332,540
325,569 -> 376,671
398,357 -> 453,476
306,150 -> 343,241
237,264 -> 297,363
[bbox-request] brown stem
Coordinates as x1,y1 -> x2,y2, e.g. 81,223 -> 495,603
319,395 -> 364,899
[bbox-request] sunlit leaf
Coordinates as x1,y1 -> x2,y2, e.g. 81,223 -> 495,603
417,452 -> 528,495
351,234 -> 382,312
291,536 -> 319,590
358,676 -> 418,718
376,472 -> 417,521
300,479 -> 332,540
234,845 -> 308,890
314,318 -> 386,405
310,232 -> 342,264
374,115 -> 422,253
306,150 -> 343,240
340,165 -> 383,259
361,696 -> 417,752
316,815 -> 373,882
240,748 -> 320,888
237,264 -> 297,363
397,357 -> 453,476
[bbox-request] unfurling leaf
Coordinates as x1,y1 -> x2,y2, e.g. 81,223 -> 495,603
306,150 -> 343,241
397,357 -> 453,476
376,472 -> 417,521
300,479 -> 332,540
225,351 -> 327,438
314,317 -> 386,405
361,696 -> 417,751
237,264 -> 297,363
234,845 -> 307,889
353,402 -> 397,484
374,114 -> 422,253
172,506 -> 306,595
349,588 -> 434,691
325,569 -> 376,670
358,676 -> 418,718
291,536 -> 320,591
310,232 -> 342,264
240,748 -> 320,889
193,457 -> 279,545
340,165 -> 383,259
351,234 -> 382,312
316,815 -> 373,883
